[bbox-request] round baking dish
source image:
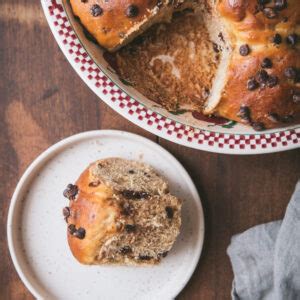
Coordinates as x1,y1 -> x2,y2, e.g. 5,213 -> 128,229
41,0 -> 300,154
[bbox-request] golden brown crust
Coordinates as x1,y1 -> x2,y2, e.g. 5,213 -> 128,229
217,47 -> 300,129
214,0 -> 300,129
67,165 -> 119,264
218,0 -> 250,23
70,0 -> 172,51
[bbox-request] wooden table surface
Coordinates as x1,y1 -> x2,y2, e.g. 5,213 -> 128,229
1,1 -> 299,299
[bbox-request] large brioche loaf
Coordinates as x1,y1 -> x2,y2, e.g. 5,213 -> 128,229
205,0 -> 300,130
70,0 -> 300,130
63,158 -> 182,265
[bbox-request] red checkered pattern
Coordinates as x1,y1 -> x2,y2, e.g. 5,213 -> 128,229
45,0 -> 300,153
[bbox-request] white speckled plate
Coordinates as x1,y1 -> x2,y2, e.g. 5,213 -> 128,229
7,130 -> 204,300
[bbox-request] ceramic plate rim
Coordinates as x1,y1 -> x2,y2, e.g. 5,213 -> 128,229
40,0 -> 300,154
7,130 -> 205,299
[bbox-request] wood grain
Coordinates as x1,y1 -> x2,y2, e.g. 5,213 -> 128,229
0,1 -> 299,299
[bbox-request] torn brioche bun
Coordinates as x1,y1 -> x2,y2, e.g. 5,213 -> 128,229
64,158 -> 182,265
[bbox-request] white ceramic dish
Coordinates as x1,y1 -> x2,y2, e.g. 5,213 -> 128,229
40,0 -> 300,154
7,130 -> 204,299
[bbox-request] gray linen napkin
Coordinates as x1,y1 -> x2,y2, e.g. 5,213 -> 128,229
227,181 -> 300,300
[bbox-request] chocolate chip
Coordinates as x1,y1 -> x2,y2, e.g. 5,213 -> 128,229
267,113 -> 280,123
165,206 -> 174,219
158,251 -> 169,258
63,207 -> 70,219
256,69 -> 269,84
284,67 -> 297,79
213,43 -> 220,53
138,255 -> 152,260
218,32 -> 225,43
239,44 -> 250,56
121,190 -> 149,200
272,33 -> 282,44
74,227 -> 86,239
237,106 -> 251,122
266,75 -> 278,87
90,4 -> 103,17
128,170 -> 135,174
263,7 -> 277,19
261,58 -> 272,69
247,78 -> 259,91
120,246 -> 132,254
252,122 -> 265,131
63,184 -> 78,200
125,5 -> 139,18
282,115 -> 294,123
81,0 -> 88,2
88,181 -> 101,187
68,224 -> 76,235
274,0 -> 287,10
125,224 -> 136,233
292,93 -> 300,103
286,34 -> 298,46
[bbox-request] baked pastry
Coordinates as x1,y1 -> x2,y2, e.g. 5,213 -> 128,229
62,158 -> 182,265
70,0 -> 193,51
70,0 -> 300,130
205,0 -> 300,130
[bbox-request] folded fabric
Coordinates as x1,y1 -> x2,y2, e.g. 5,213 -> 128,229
227,181 -> 300,300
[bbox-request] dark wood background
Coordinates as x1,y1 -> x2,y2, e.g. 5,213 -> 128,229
0,1 -> 299,299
